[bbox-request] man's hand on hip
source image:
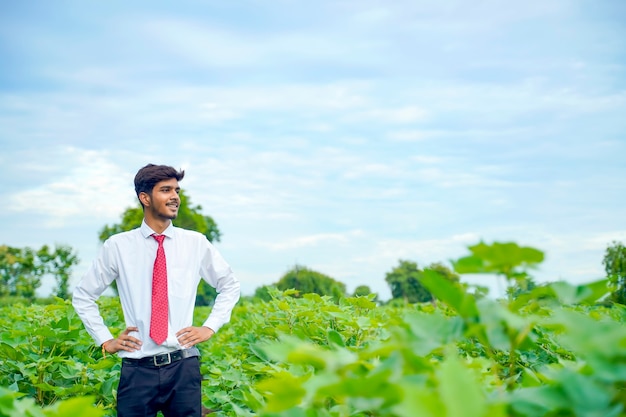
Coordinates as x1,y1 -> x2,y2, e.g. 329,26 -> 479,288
104,327 -> 143,353
176,326 -> 215,348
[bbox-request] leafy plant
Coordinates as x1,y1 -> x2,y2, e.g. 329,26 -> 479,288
452,241 -> 544,299
0,242 -> 624,417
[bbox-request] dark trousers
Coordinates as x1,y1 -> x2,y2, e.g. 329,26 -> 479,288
117,356 -> 201,417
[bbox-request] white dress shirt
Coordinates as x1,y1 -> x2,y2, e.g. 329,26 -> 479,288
72,221 -> 240,358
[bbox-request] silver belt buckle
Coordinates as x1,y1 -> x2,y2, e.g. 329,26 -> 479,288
154,352 -> 172,367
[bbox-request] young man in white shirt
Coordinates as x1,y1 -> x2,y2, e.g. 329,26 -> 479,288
73,164 -> 240,417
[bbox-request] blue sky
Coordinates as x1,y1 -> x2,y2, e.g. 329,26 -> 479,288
1,0 -> 625,300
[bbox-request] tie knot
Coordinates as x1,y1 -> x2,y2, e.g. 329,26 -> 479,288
152,234 -> 166,244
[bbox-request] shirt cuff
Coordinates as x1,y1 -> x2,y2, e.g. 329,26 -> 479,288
94,329 -> 115,346
202,317 -> 222,334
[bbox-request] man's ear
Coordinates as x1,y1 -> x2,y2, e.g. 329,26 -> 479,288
139,192 -> 151,207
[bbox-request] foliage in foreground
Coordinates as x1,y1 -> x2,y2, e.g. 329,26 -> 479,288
0,277 -> 625,416
200,280 -> 625,417
0,387 -> 103,417
0,299 -> 119,415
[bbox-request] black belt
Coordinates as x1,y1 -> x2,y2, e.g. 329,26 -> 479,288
122,347 -> 200,367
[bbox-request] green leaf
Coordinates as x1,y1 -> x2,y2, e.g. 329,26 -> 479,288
549,279 -> 609,305
228,401 -> 256,417
327,330 -> 345,347
452,255 -> 485,274
43,396 -> 104,417
256,371 -> 308,412
248,343 -> 270,362
438,353 -> 487,417
392,382 -> 442,417
403,312 -> 464,355
476,298 -> 536,351
420,269 -> 478,320
509,386 -> 569,416
558,368 -> 613,412
453,241 -> 544,279
547,309 -> 626,361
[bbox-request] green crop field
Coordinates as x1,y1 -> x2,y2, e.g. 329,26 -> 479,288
0,274 -> 625,416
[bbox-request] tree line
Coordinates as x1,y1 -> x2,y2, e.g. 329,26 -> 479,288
2,190 -> 625,305
0,244 -> 78,302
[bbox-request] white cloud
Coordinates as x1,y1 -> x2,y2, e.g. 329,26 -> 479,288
137,16 -> 384,71
387,130 -> 437,142
346,106 -> 429,124
10,148 -> 135,226
259,230 -> 366,251
367,233 -> 481,266
411,155 -> 446,164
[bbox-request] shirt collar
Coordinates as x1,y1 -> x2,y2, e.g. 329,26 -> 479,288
140,220 -> 175,239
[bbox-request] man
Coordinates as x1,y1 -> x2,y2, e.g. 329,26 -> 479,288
73,164 -> 240,417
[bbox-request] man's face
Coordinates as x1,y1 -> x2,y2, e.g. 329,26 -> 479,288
144,178 -> 180,220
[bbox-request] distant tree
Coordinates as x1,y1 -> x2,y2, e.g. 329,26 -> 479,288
275,265 -> 346,300
0,244 -> 79,300
385,260 -> 422,303
0,245 -> 38,299
352,285 -> 369,296
385,260 -> 459,304
506,277 -> 539,300
37,245 -> 79,299
427,262 -> 461,284
452,241 -> 544,299
603,241 -> 626,304
470,284 -> 490,299
99,189 -> 221,305
254,285 -> 276,302
352,285 -> 379,303
195,279 -> 219,307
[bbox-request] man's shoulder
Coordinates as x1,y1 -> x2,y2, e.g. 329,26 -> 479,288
172,226 -> 206,240
104,228 -> 142,245
172,227 -> 214,249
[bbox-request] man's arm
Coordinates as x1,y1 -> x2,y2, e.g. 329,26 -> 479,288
176,237 -> 240,349
202,267 -> 240,332
176,269 -> 239,348
72,243 -> 118,346
200,241 -> 241,331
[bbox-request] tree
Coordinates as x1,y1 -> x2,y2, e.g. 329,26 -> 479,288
452,241 -> 544,299
254,285 -> 276,302
428,262 -> 461,285
99,189 -> 221,306
0,244 -> 79,300
99,190 -> 220,243
0,245 -> 38,299
195,278 -> 219,307
352,285 -> 378,301
603,241 -> 626,304
385,260 -> 458,304
36,245 -> 79,299
275,265 -> 346,300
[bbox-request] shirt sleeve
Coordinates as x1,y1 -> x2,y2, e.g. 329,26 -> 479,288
199,240 -> 241,333
72,240 -> 118,345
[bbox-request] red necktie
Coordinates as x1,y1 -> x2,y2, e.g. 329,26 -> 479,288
150,234 -> 168,345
